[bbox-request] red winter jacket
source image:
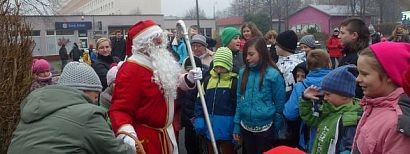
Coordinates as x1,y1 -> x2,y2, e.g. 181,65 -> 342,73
326,35 -> 343,58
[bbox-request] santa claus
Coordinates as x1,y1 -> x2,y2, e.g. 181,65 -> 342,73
109,20 -> 201,154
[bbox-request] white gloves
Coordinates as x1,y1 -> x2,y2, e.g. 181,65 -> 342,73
187,67 -> 203,83
118,134 -> 136,152
116,125 -> 137,152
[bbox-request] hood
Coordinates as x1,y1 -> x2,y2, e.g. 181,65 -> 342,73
292,61 -> 308,80
322,98 -> 362,126
20,85 -> 93,123
303,68 -> 332,87
322,98 -> 361,115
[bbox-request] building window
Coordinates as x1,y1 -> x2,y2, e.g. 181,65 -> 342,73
30,30 -> 41,56
199,28 -> 212,37
78,30 -> 88,37
31,30 -> 40,36
46,30 -> 55,35
205,28 -> 212,37
56,30 -> 74,35
291,24 -> 320,33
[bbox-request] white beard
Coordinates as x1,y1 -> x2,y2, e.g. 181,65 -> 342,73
149,47 -> 183,101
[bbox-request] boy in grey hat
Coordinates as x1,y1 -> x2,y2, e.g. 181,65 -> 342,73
8,62 -> 135,154
191,34 -> 213,71
299,35 -> 316,55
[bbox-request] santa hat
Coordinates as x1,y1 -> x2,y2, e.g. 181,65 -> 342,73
370,42 -> 410,87
126,20 -> 163,56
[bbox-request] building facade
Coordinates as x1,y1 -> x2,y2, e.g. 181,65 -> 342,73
58,0 -> 161,15
163,19 -> 217,38
24,15 -> 216,58
288,5 -> 372,34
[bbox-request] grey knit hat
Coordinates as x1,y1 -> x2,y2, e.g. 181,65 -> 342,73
299,35 -> 316,49
191,34 -> 208,47
58,62 -> 102,92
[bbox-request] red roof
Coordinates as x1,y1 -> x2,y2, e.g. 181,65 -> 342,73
216,16 -> 244,26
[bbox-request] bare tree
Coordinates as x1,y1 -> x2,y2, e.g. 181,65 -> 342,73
184,7 -> 207,19
270,0 -> 301,31
0,0 -> 34,153
373,0 -> 386,23
225,0 -> 301,31
19,0 -> 63,15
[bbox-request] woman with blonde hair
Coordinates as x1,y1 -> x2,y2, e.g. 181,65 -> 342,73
92,37 -> 119,90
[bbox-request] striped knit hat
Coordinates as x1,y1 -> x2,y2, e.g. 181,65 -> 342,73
321,65 -> 357,97
213,47 -> 233,71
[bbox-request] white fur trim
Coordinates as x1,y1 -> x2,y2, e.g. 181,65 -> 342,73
166,97 -> 174,127
128,54 -> 154,70
166,124 -> 179,154
133,25 -> 163,43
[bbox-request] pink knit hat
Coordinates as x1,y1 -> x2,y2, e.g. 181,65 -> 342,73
32,59 -> 50,74
370,42 -> 410,87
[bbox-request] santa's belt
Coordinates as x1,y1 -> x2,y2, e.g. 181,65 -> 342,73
141,124 -> 171,154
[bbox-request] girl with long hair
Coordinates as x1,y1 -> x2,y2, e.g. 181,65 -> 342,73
233,37 -> 286,154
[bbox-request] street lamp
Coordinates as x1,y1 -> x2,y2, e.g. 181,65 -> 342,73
213,2 -> 217,19
196,0 -> 200,28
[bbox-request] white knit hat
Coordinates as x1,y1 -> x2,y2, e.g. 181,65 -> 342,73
106,61 -> 123,86
58,62 -> 102,92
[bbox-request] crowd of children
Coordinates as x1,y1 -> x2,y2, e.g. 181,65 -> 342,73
9,17 -> 410,154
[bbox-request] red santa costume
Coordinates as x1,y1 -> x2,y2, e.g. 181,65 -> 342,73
109,20 -> 194,154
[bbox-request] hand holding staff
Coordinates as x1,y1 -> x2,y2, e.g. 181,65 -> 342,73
176,20 -> 219,154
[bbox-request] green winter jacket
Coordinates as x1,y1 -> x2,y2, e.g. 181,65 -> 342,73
300,98 -> 362,154
8,85 -> 134,154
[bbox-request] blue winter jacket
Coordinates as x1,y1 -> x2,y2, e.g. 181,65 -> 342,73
172,40 -> 188,64
233,65 -> 286,134
283,68 -> 333,120
194,70 -> 238,140
283,68 -> 332,151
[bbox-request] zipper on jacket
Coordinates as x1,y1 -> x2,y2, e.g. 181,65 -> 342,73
211,75 -> 221,116
249,72 -> 258,122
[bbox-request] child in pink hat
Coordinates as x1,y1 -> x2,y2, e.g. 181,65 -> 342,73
353,42 -> 410,154
30,59 -> 57,91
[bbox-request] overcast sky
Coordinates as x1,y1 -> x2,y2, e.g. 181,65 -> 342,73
161,0 -> 233,18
